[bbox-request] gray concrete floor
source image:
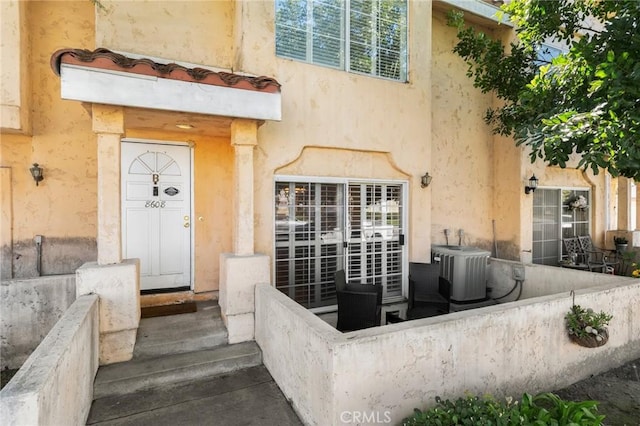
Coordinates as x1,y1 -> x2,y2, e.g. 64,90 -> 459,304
87,365 -> 302,425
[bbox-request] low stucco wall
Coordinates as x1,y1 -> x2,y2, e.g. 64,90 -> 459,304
0,294 -> 99,426
488,258 -> 625,302
1,275 -> 76,369
255,285 -> 336,424
255,276 -> 640,426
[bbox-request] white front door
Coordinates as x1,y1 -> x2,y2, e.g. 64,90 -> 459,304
121,141 -> 192,291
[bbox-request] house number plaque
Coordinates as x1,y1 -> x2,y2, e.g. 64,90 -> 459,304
145,201 -> 166,208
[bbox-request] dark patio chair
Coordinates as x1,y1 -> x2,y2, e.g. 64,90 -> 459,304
334,269 -> 347,292
407,262 -> 450,320
578,235 -> 616,272
586,250 -> 615,274
577,235 -> 603,253
336,283 -> 382,332
563,237 -> 587,266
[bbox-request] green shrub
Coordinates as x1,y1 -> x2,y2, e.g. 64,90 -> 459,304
402,392 -> 605,426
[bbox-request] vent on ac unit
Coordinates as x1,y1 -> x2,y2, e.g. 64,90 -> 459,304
431,245 -> 491,303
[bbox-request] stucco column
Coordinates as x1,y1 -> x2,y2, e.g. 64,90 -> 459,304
84,105 -> 138,365
617,177 -> 631,231
92,104 -> 124,265
0,167 -> 12,279
1,0 -> 30,132
230,119 -> 257,256
636,184 -> 640,231
219,119 -> 269,344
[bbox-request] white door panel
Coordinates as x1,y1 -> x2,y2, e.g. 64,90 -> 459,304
159,208 -> 184,274
126,182 -> 152,200
125,208 -> 152,276
121,141 -> 192,291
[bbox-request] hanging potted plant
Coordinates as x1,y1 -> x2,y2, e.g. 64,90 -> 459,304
565,292 -> 612,348
567,195 -> 588,211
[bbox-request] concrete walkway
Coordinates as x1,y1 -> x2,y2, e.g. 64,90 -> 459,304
553,358 -> 640,426
87,365 -> 302,425
86,302 -> 302,425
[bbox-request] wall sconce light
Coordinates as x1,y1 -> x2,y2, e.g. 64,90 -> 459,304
30,163 -> 44,186
524,174 -> 538,194
420,172 -> 433,188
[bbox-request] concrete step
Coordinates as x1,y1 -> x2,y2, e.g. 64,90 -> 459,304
87,366 -> 302,425
133,302 -> 228,360
94,341 -> 262,399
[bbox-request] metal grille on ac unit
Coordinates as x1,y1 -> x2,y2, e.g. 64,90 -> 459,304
431,245 -> 491,303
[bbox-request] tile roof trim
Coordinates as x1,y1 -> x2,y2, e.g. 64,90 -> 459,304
51,48 -> 281,94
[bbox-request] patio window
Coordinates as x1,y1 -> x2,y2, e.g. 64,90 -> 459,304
532,188 -> 591,265
274,178 -> 406,309
275,0 -> 408,82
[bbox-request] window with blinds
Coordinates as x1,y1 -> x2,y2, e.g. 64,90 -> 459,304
274,179 -> 406,309
275,0 -> 408,82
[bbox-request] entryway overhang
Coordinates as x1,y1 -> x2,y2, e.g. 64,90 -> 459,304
50,48 -> 278,348
51,48 -> 281,122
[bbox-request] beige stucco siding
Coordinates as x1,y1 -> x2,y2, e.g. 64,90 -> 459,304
431,12 -> 496,252
1,1 -> 97,277
239,1 -> 434,262
0,0 -> 31,133
1,0 -> 620,286
1,1 -> 236,289
19,0 -> 96,239
95,0 -> 235,69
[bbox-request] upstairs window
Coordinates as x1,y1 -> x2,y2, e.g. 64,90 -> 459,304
275,0 -> 408,82
535,43 -> 564,66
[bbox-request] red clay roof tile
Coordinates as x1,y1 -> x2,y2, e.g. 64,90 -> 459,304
51,48 -> 280,93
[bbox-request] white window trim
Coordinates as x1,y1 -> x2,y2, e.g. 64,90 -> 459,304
533,186 -> 592,265
440,0 -> 513,26
275,0 -> 409,82
272,176 -> 409,311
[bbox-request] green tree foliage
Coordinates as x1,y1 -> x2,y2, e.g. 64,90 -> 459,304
448,0 -> 640,181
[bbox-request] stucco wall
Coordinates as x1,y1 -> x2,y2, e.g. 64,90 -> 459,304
488,258 -> 629,302
0,0 -> 97,279
95,0 -> 235,68
193,136 -> 234,292
1,1 -> 235,290
236,1 -> 434,262
256,278 -> 640,426
431,11 -> 497,254
0,0 -> 31,133
1,0 -> 623,291
1,275 -> 76,370
255,285 -> 338,425
0,294 -> 99,426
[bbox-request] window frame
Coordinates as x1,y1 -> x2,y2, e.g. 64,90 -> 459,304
273,175 -> 409,311
532,186 -> 592,266
274,0 -> 409,82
